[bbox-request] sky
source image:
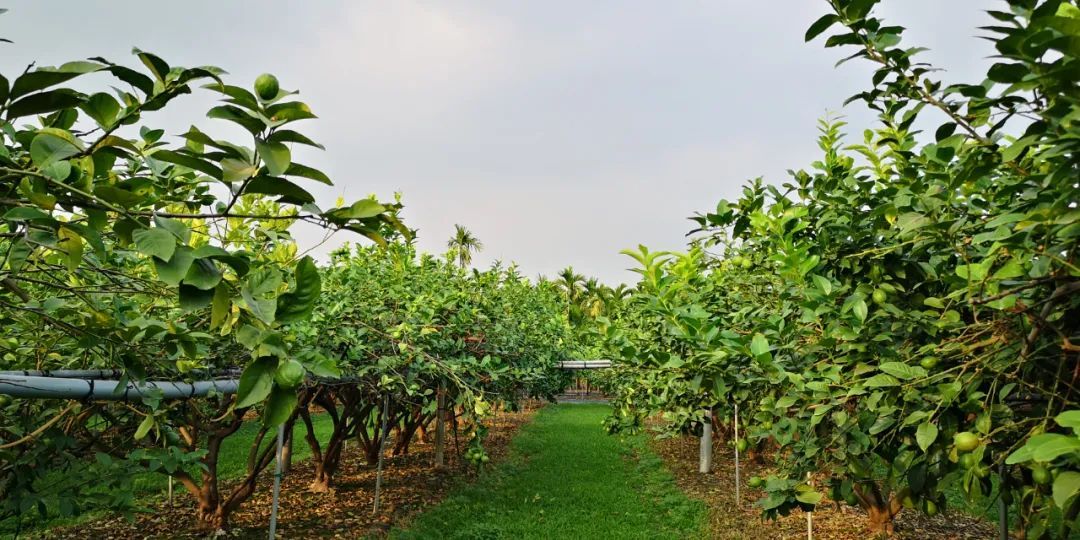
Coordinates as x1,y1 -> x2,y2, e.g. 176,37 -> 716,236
0,1 -> 996,284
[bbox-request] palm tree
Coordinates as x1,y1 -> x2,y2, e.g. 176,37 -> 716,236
556,267 -> 585,304
447,224 -> 483,269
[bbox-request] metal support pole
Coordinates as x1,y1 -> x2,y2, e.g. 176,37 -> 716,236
373,393 -> 391,515
268,425 -> 284,539
734,403 -> 741,506
806,472 -> 813,540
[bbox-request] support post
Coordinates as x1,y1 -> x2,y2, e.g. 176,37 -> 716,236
806,471 -> 813,540
435,383 -> 446,469
998,461 -> 1008,540
268,425 -> 284,539
373,393 -> 390,515
699,409 -> 713,473
734,403 -> 741,506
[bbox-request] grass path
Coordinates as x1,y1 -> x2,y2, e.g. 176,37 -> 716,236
392,403 -> 706,540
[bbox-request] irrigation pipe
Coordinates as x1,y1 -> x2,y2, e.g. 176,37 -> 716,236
0,374 -> 238,401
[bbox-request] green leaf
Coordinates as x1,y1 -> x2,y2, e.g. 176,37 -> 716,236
327,199 -> 385,220
208,105 -> 264,134
795,489 -> 823,505
750,333 -> 770,357
878,362 -> 927,380
811,274 -> 832,295
57,226 -> 83,271
1053,472 -> 1080,510
852,297 -> 868,323
242,267 -> 282,324
284,162 -> 332,185
133,228 -> 176,261
151,149 -> 223,179
276,256 -> 321,324
153,215 -> 191,244
263,385 -> 298,428
896,212 -> 932,235
134,415 -> 155,440
266,101 -> 316,123
30,133 -> 80,167
1056,411 -> 1080,433
1031,434 -> 1080,462
221,158 -> 258,182
9,61 -> 103,100
211,283 -> 231,329
3,207 -> 52,221
267,129 -> 324,150
6,89 -> 85,118
255,140 -> 291,176
235,357 -> 277,409
865,374 -> 900,388
1002,134 -> 1039,162
243,176 -> 314,205
805,14 -> 839,41
302,352 -> 340,378
179,284 -> 214,311
988,62 -> 1028,83
80,92 -> 121,127
133,48 -> 170,82
183,259 -> 222,290
916,421 -> 938,452
153,246 -> 194,286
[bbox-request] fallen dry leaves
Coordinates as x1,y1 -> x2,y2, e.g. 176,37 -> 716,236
42,404 -> 539,539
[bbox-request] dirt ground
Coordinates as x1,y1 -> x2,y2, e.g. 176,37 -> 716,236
650,432 -> 1002,540
42,404 -> 540,539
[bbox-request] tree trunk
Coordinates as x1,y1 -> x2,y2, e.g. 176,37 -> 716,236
853,482 -> 902,537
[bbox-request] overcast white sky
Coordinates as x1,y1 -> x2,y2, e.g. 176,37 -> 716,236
1,1 -> 996,284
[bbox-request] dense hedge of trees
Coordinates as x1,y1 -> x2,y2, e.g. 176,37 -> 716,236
597,0 -> 1079,537
0,18 -> 578,532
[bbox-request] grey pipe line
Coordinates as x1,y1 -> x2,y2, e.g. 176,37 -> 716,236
0,374 -> 238,401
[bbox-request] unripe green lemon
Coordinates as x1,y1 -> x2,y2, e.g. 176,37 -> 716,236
0,395 -> 11,407
274,359 -> 306,388
954,431 -> 980,453
872,288 -> 888,304
958,453 -> 978,469
254,73 -> 280,100
741,258 -> 753,269
735,438 -> 749,452
1031,464 -> 1051,485
761,420 -> 773,430
920,356 -> 939,370
925,500 -> 939,516
747,476 -> 763,488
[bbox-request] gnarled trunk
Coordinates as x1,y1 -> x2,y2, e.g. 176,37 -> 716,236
852,482 -> 903,537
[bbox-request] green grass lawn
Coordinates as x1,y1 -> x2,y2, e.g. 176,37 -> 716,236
4,414 -> 336,535
392,403 -> 706,540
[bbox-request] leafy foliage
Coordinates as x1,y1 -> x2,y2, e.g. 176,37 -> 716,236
597,0 -> 1080,537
